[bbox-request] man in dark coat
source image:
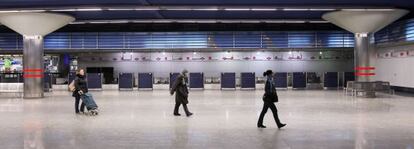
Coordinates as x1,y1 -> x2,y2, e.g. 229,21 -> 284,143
170,69 -> 193,117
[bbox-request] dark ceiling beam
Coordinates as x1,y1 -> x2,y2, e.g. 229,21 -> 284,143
137,0 -> 165,19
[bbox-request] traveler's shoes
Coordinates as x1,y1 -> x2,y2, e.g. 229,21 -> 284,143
174,113 -> 181,116
278,124 -> 287,129
257,125 -> 267,128
186,112 -> 193,117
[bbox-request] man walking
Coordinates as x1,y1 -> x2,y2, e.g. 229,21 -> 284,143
170,69 -> 193,117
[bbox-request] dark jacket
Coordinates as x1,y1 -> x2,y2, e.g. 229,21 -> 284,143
170,74 -> 189,104
72,74 -> 88,97
263,77 -> 278,102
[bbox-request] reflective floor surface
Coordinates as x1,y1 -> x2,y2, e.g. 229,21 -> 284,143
1,90 -> 414,149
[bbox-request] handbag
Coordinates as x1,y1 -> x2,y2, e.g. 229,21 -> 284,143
68,80 -> 75,92
263,92 -> 278,103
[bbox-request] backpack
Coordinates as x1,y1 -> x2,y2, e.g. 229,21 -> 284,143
68,80 -> 75,92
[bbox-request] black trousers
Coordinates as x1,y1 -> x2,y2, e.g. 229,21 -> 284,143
174,102 -> 190,115
257,101 -> 282,126
75,96 -> 85,113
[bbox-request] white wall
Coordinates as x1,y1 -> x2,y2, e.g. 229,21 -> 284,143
375,44 -> 414,88
77,51 -> 354,78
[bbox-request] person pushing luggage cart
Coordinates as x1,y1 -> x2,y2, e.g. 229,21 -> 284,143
69,68 -> 99,116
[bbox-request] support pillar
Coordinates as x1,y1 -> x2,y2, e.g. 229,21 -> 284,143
23,35 -> 44,98
0,12 -> 75,99
354,33 -> 376,82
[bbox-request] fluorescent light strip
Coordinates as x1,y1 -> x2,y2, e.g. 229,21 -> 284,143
283,8 -> 309,11
109,21 -> 130,24
50,9 -> 77,12
166,8 -> 192,11
195,20 -> 217,23
284,21 -> 306,23
224,8 -> 251,11
250,8 -> 278,11
69,22 -> 87,24
0,10 -> 20,13
308,21 -> 330,23
20,10 -> 46,12
192,8 -> 219,11
309,8 -> 336,11
264,20 -> 285,23
107,8 -> 135,11
82,19 -> 321,24
135,8 -> 159,11
341,8 -> 395,11
88,21 -> 109,24
76,8 -> 103,11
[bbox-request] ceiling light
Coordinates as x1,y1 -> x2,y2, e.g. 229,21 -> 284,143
264,20 -> 285,23
195,20 -> 217,23
107,8 -> 135,11
166,8 -> 192,11
50,9 -> 77,12
309,8 -> 336,11
0,10 -> 20,13
76,8 -> 103,11
284,21 -> 306,23
69,22 -> 87,24
89,21 -> 109,24
283,8 -> 309,11
135,7 -> 159,11
19,10 -> 46,12
224,8 -> 250,11
341,8 -> 395,11
109,20 -> 130,24
250,8 -> 278,11
308,21 -> 330,23
192,8 -> 219,11
241,20 -> 262,23
220,20 -> 241,23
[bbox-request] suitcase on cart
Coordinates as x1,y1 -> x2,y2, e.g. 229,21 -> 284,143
81,93 -> 99,115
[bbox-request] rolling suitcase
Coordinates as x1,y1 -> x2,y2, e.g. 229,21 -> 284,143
81,93 -> 99,115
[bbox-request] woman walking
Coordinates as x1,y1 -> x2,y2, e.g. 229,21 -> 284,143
72,68 -> 88,114
257,70 -> 286,129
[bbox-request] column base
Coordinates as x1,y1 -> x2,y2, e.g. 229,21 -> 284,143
24,93 -> 44,99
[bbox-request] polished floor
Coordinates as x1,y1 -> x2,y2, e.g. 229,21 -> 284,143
1,90 -> 414,149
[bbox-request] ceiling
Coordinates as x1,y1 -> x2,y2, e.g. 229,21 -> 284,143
0,0 -> 413,32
